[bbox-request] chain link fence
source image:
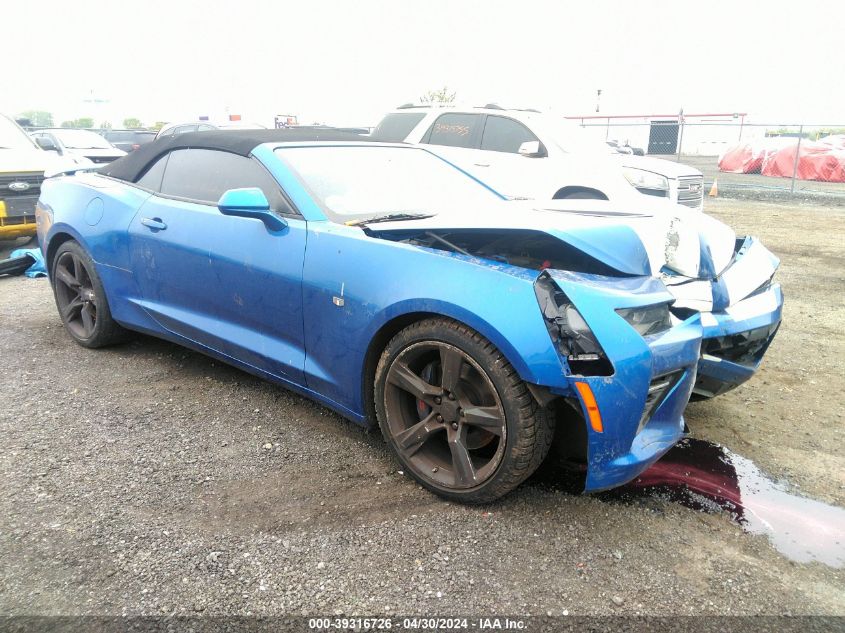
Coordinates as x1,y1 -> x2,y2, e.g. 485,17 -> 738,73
572,116 -> 845,203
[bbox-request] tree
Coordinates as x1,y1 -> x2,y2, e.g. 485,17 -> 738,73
19,110 -> 53,127
100,121 -> 113,129
420,86 -> 456,105
152,121 -> 166,131
60,117 -> 96,129
123,117 -> 143,129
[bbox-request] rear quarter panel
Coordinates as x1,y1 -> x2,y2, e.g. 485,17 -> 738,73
40,174 -> 150,272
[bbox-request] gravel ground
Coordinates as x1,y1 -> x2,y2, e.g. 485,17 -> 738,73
0,197 -> 843,617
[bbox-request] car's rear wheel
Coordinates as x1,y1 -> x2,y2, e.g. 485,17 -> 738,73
375,318 -> 554,503
51,240 -> 128,348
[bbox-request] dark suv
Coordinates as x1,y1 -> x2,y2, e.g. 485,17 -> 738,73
101,129 -> 157,153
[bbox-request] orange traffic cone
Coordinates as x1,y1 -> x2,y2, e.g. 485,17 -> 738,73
708,178 -> 719,197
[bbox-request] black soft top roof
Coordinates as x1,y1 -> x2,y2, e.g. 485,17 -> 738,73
100,128 -> 382,183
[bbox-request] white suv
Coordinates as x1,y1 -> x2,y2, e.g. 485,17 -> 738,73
372,105 -> 704,210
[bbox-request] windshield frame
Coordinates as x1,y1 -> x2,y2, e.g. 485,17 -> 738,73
272,143 -> 504,224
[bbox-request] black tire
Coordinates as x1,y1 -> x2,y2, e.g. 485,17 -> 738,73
374,318 -> 554,503
50,240 -> 128,348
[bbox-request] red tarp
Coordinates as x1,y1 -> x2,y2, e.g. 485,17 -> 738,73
720,136 -> 845,182
761,140 -> 845,182
718,138 -> 792,174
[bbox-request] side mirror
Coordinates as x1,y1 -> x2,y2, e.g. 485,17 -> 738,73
217,188 -> 287,231
35,137 -> 60,153
518,140 -> 545,157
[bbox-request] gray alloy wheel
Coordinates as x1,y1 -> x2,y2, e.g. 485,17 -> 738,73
51,240 -> 128,348
375,318 -> 554,503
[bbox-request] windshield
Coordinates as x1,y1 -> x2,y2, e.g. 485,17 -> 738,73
0,115 -> 38,150
52,129 -> 113,149
275,145 -> 501,222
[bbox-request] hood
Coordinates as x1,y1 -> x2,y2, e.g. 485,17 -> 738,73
615,154 -> 702,179
0,147 -> 55,173
366,198 -> 735,279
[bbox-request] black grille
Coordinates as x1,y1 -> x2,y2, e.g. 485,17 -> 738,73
0,172 -> 44,198
637,371 -> 683,433
702,322 -> 780,367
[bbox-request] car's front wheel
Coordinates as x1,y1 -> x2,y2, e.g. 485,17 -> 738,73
375,318 -> 554,503
51,240 -> 128,348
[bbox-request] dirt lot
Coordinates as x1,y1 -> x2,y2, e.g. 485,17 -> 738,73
0,197 -> 843,618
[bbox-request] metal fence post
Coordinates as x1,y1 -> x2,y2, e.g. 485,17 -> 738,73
676,110 -> 685,162
790,124 -> 804,194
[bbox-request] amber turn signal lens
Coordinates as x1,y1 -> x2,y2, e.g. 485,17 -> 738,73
575,381 -> 603,433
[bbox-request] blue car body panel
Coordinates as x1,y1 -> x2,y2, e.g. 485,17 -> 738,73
33,139 -> 772,494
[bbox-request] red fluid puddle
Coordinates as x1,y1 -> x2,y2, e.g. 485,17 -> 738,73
532,438 -> 845,568
604,438 -> 845,568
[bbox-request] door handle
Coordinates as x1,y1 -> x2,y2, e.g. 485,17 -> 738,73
141,217 -> 167,231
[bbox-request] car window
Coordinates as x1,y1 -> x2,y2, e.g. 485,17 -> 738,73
173,125 -> 197,135
370,113 -> 426,142
158,149 -> 293,215
481,116 -> 539,153
424,113 -> 481,149
135,154 -> 169,191
158,128 -> 175,137
106,131 -> 131,142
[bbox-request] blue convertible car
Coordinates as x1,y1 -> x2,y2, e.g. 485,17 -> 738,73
34,130 -> 776,502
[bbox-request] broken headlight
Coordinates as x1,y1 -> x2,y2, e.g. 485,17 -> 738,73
664,216 -> 701,278
616,303 -> 672,337
535,274 -> 613,376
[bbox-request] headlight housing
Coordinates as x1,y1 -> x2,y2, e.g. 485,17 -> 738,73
616,303 -> 672,337
623,167 -> 669,193
535,274 -> 613,376
663,216 -> 701,277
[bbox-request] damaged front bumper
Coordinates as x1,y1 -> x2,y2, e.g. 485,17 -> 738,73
696,284 -> 782,398
544,271 -> 701,492
664,236 -> 783,399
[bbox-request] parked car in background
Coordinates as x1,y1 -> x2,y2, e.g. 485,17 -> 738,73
155,120 -> 267,139
0,114 -> 89,241
607,139 -> 645,156
36,129 -> 709,502
371,105 -> 704,209
30,128 -> 126,165
101,129 -> 157,153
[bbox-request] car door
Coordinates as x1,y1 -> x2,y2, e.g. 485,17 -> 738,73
126,148 -> 308,385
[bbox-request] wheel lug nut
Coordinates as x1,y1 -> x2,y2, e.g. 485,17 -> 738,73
436,414 -> 443,422
451,422 -> 458,430
432,467 -> 438,473
448,393 -> 455,400
434,397 -> 441,405
459,409 -> 464,417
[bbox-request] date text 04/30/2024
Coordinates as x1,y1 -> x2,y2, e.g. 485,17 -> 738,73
308,617 -> 527,630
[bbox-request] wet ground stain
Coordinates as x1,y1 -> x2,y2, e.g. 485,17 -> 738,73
533,438 -> 845,568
